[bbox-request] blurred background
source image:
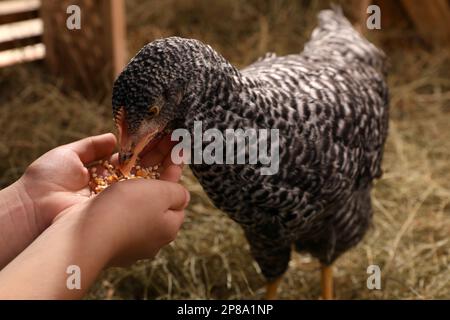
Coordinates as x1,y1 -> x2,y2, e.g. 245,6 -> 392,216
0,0 -> 449,299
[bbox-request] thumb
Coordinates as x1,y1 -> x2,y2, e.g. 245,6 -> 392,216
157,181 -> 190,211
66,133 -> 117,164
96,179 -> 190,213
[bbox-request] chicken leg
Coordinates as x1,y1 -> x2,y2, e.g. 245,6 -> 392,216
264,277 -> 282,300
321,264 -> 333,300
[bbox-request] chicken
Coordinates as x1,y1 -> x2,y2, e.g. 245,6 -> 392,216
112,7 -> 389,299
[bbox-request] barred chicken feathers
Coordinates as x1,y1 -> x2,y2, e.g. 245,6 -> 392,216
112,8 -> 389,281
186,8 -> 388,279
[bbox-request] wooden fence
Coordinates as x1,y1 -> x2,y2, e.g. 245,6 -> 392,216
0,0 -> 126,99
0,0 -> 448,98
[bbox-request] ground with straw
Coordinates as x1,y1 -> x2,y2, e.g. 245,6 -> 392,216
0,0 -> 449,299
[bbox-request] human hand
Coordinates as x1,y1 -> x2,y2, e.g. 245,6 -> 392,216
17,133 -> 117,231
0,172 -> 189,299
21,132 -> 184,230
50,133 -> 189,265
0,132 -> 190,298
0,132 -> 184,269
0,133 -> 116,268
60,178 -> 189,267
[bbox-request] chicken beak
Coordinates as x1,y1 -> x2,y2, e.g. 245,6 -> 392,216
117,129 -> 160,176
115,106 -> 164,176
115,107 -> 131,175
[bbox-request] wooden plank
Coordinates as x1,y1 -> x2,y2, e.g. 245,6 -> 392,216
374,0 -> 411,29
373,0 -> 416,48
0,0 -> 43,68
0,43 -> 45,67
0,9 -> 39,25
105,0 -> 127,78
401,0 -> 450,45
0,19 -> 43,43
341,0 -> 372,33
0,0 -> 40,15
0,35 -> 41,51
40,0 -> 127,99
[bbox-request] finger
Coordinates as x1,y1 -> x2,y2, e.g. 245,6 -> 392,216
140,135 -> 177,167
159,209 -> 185,243
109,153 -> 119,167
157,142 -> 184,181
103,179 -> 190,212
156,181 -> 190,211
67,133 -> 117,164
107,152 -> 180,181
165,209 -> 185,223
159,164 -> 183,182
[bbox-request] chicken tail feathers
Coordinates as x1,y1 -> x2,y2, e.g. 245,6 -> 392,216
304,6 -> 388,76
317,5 -> 351,31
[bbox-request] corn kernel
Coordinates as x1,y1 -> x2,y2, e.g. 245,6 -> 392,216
88,159 -> 160,194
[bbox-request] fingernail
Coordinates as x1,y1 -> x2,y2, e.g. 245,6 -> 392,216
184,189 -> 190,208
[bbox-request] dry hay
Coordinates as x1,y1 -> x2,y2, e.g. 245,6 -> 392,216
0,0 -> 448,299
0,65 -> 114,188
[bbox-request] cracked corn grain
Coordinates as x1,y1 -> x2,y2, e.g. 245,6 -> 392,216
88,160 -> 160,194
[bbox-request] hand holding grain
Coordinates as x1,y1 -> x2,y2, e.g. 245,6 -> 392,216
0,176 -> 189,299
0,133 -> 188,276
19,133 -> 118,229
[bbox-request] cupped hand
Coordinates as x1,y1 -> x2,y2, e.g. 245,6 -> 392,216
0,153 -> 189,298
19,133 -> 183,230
63,178 -> 189,267
18,133 -> 117,230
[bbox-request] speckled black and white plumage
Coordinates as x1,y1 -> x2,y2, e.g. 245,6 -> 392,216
112,8 -> 389,281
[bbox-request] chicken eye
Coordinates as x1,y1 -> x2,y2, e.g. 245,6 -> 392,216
148,106 -> 160,117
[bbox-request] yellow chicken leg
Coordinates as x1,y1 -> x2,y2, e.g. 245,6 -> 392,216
265,277 -> 282,300
321,264 -> 334,300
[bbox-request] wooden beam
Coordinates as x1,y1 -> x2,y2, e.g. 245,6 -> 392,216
0,0 -> 40,16
40,0 -> 127,99
106,0 -> 127,79
401,0 -> 450,45
0,35 -> 41,52
0,43 -> 45,68
341,0 -> 372,33
0,19 -> 43,43
0,9 -> 39,25
0,2 -> 43,67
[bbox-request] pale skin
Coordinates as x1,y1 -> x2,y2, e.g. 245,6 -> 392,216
0,133 -> 189,299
